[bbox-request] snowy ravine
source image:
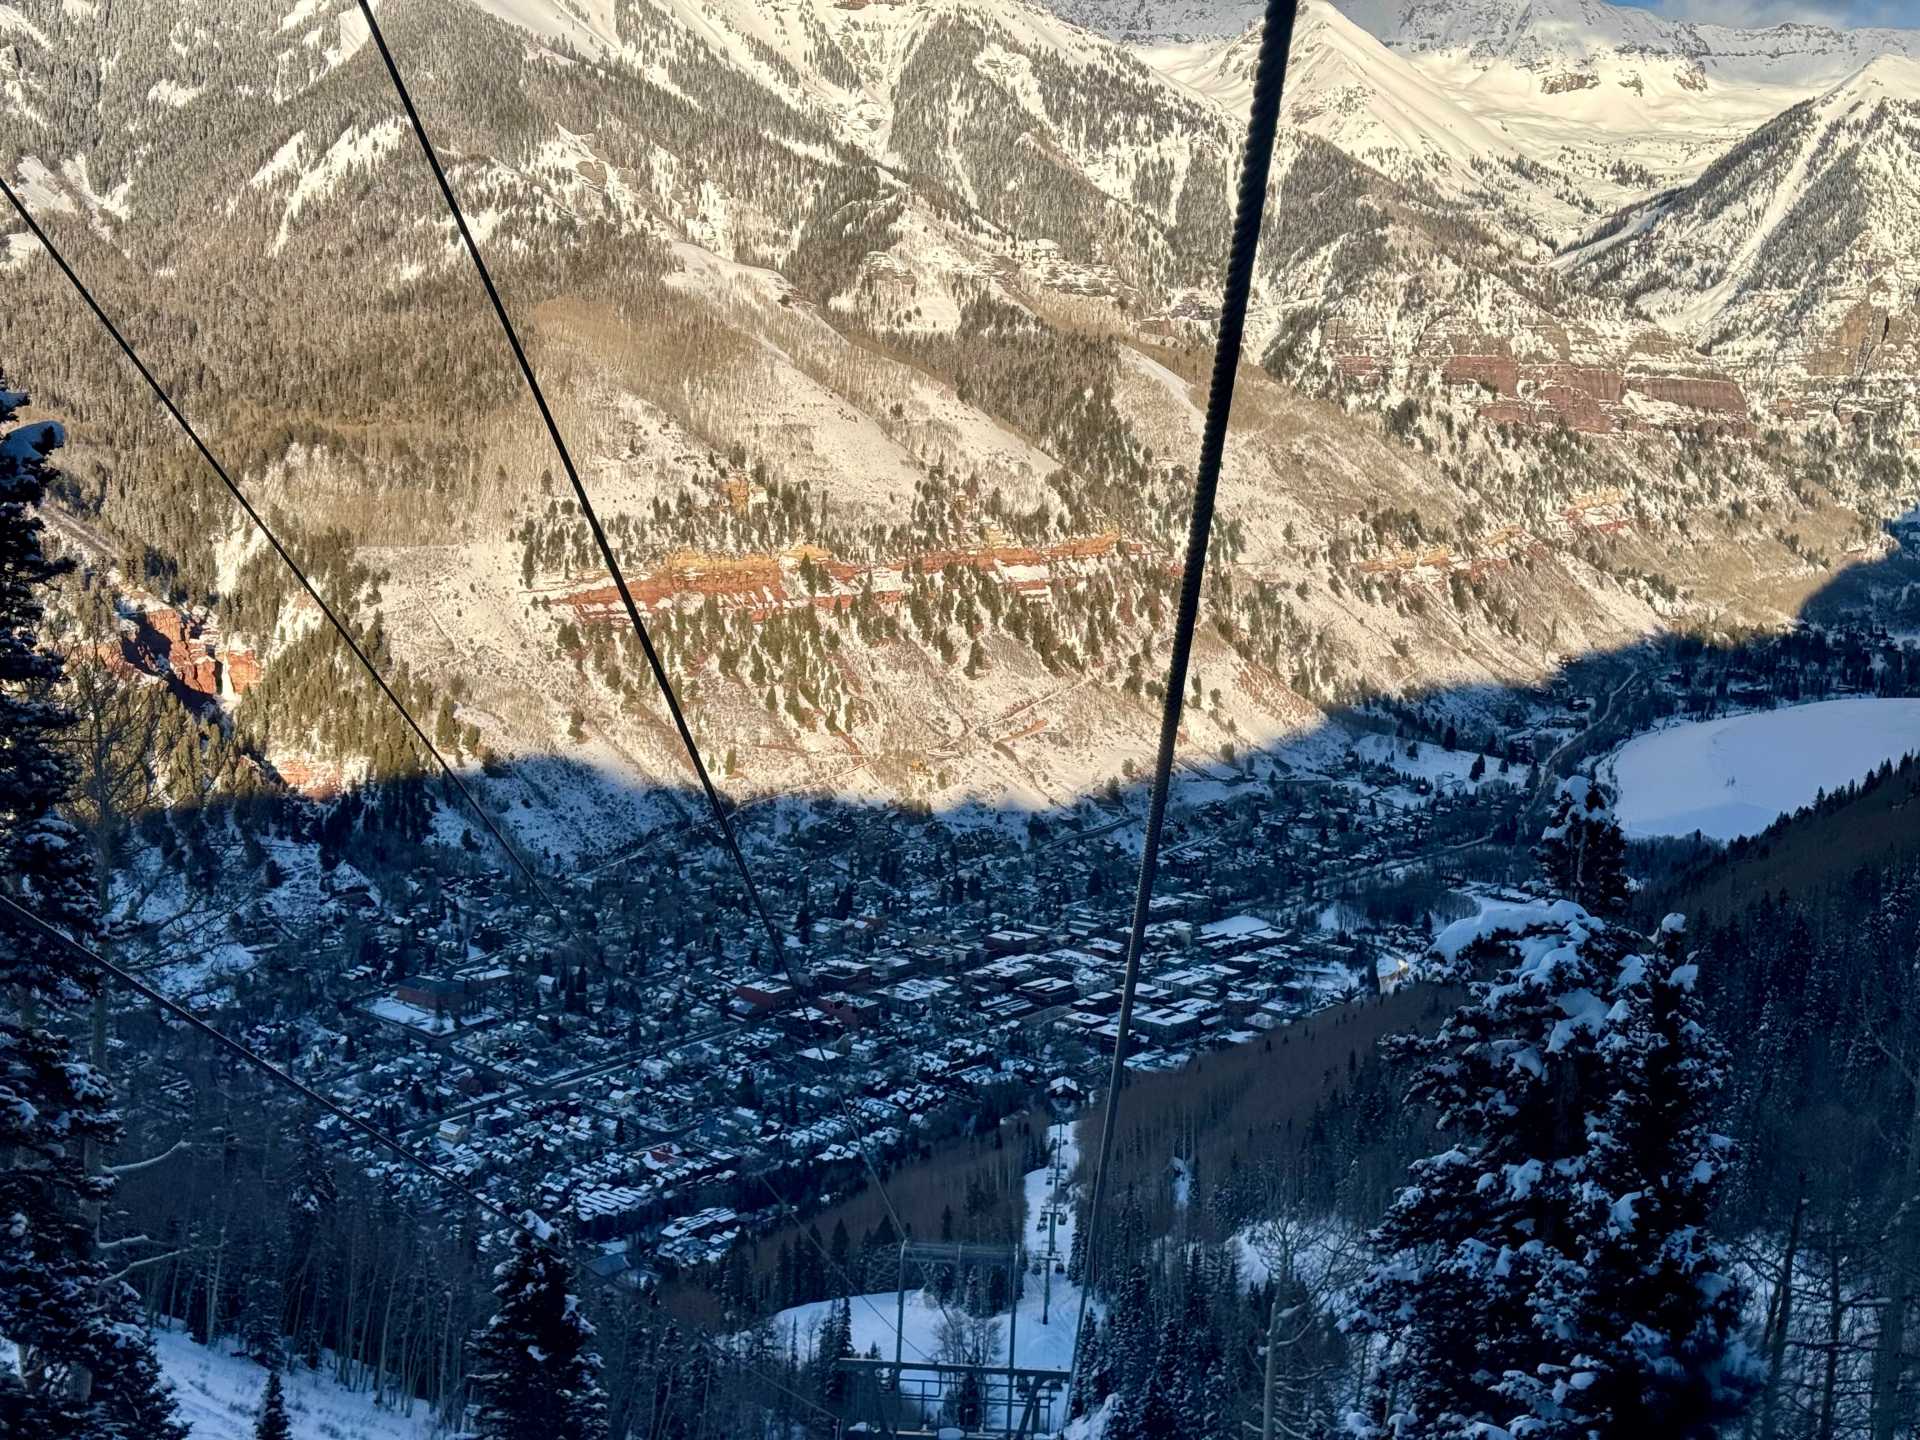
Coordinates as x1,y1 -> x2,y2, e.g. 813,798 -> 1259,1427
152,1326 -> 436,1440
1606,697 -> 1920,840
767,1123 -> 1089,1428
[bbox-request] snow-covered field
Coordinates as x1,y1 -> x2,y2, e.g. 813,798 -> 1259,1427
155,1326 -> 437,1440
1608,698 -> 1920,840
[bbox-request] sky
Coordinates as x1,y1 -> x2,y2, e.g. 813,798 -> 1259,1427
1622,0 -> 1919,25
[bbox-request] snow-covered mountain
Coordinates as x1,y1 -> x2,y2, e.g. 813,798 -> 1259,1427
1,0 -> 1915,821
1060,0 -> 1920,193
1057,0 -> 1920,88
1160,4 -> 1521,177
1564,54 -> 1920,418
1046,0 -> 1268,40
1332,0 -> 1919,87
1045,0 -> 1920,419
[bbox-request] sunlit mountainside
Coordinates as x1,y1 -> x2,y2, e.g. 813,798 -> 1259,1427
2,0 -> 1916,838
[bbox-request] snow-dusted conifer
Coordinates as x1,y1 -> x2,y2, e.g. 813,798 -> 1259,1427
468,1216 -> 607,1440
1345,902 -> 1754,1438
92,1300 -> 187,1440
0,385 -> 93,948
1068,1312 -> 1111,1418
1522,913 -> 1757,1434
252,1367 -> 291,1440
812,1293 -> 852,1407
1535,775 -> 1630,915
238,1254 -> 285,1368
0,378 -> 182,1440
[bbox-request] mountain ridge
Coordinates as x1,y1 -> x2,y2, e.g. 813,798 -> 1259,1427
0,0 -> 1915,825
1051,0 -> 1920,84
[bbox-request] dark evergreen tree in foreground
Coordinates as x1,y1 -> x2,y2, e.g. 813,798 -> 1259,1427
253,1367 -> 291,1440
468,1217 -> 607,1440
92,1316 -> 187,1440
1535,775 -> 1630,915
1347,899 -> 1756,1438
812,1293 -> 853,1409
0,377 -> 183,1440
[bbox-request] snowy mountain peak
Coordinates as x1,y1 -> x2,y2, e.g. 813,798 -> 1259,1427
1822,50 -> 1920,109
1329,0 -> 1920,81
1047,0 -> 1920,94
1280,1 -> 1526,177
1333,0 -> 1684,65
1561,38 -> 1920,405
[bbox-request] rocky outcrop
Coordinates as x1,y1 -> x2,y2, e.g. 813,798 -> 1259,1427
132,608 -> 217,698
1357,331 -> 1750,434
224,648 -> 264,693
125,606 -> 264,700
558,535 -> 1138,626
1624,373 -> 1748,417
270,756 -> 346,800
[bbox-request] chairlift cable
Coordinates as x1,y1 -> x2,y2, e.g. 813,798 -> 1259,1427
0,890 -> 848,1427
1065,0 -> 1301,1400
0,890 -> 524,1225
0,174 -> 581,943
355,0 -> 795,989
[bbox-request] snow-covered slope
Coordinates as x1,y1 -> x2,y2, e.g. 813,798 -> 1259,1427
1332,0 -> 1920,89
1343,0 -> 1920,195
1155,3 -> 1518,173
1564,55 -> 1920,413
1046,0 -> 1265,41
768,1122 -> 1086,1426
1055,0 -> 1920,88
155,1327 -> 436,1440
1062,0 -> 1920,199
1607,698 -> 1920,840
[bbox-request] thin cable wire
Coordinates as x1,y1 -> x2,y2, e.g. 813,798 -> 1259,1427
1067,0 -> 1301,1392
0,890 -> 845,1427
10,891 -> 923,1368
354,0 -> 793,987
0,175 -> 575,936
693,1335 -> 842,1428
6,205 -> 854,1387
835,1093 -> 910,1243
0,890 -> 522,1225
670,1129 -> 937,1365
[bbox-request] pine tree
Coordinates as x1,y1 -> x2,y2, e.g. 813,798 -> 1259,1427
253,1368 -> 291,1440
0,378 -> 183,1440
1519,914 -> 1759,1435
812,1294 -> 853,1408
1196,1355 -> 1236,1440
1346,903 -> 1756,1439
468,1218 -> 608,1440
0,392 -> 93,941
1069,1313 -> 1110,1417
285,1134 -> 336,1368
1118,1314 -> 1189,1439
1534,775 -> 1630,915
1105,1267 -> 1144,1405
237,1249 -> 285,1368
91,1299 -> 187,1440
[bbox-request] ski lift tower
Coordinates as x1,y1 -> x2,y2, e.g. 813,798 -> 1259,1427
840,1240 -> 1071,1438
